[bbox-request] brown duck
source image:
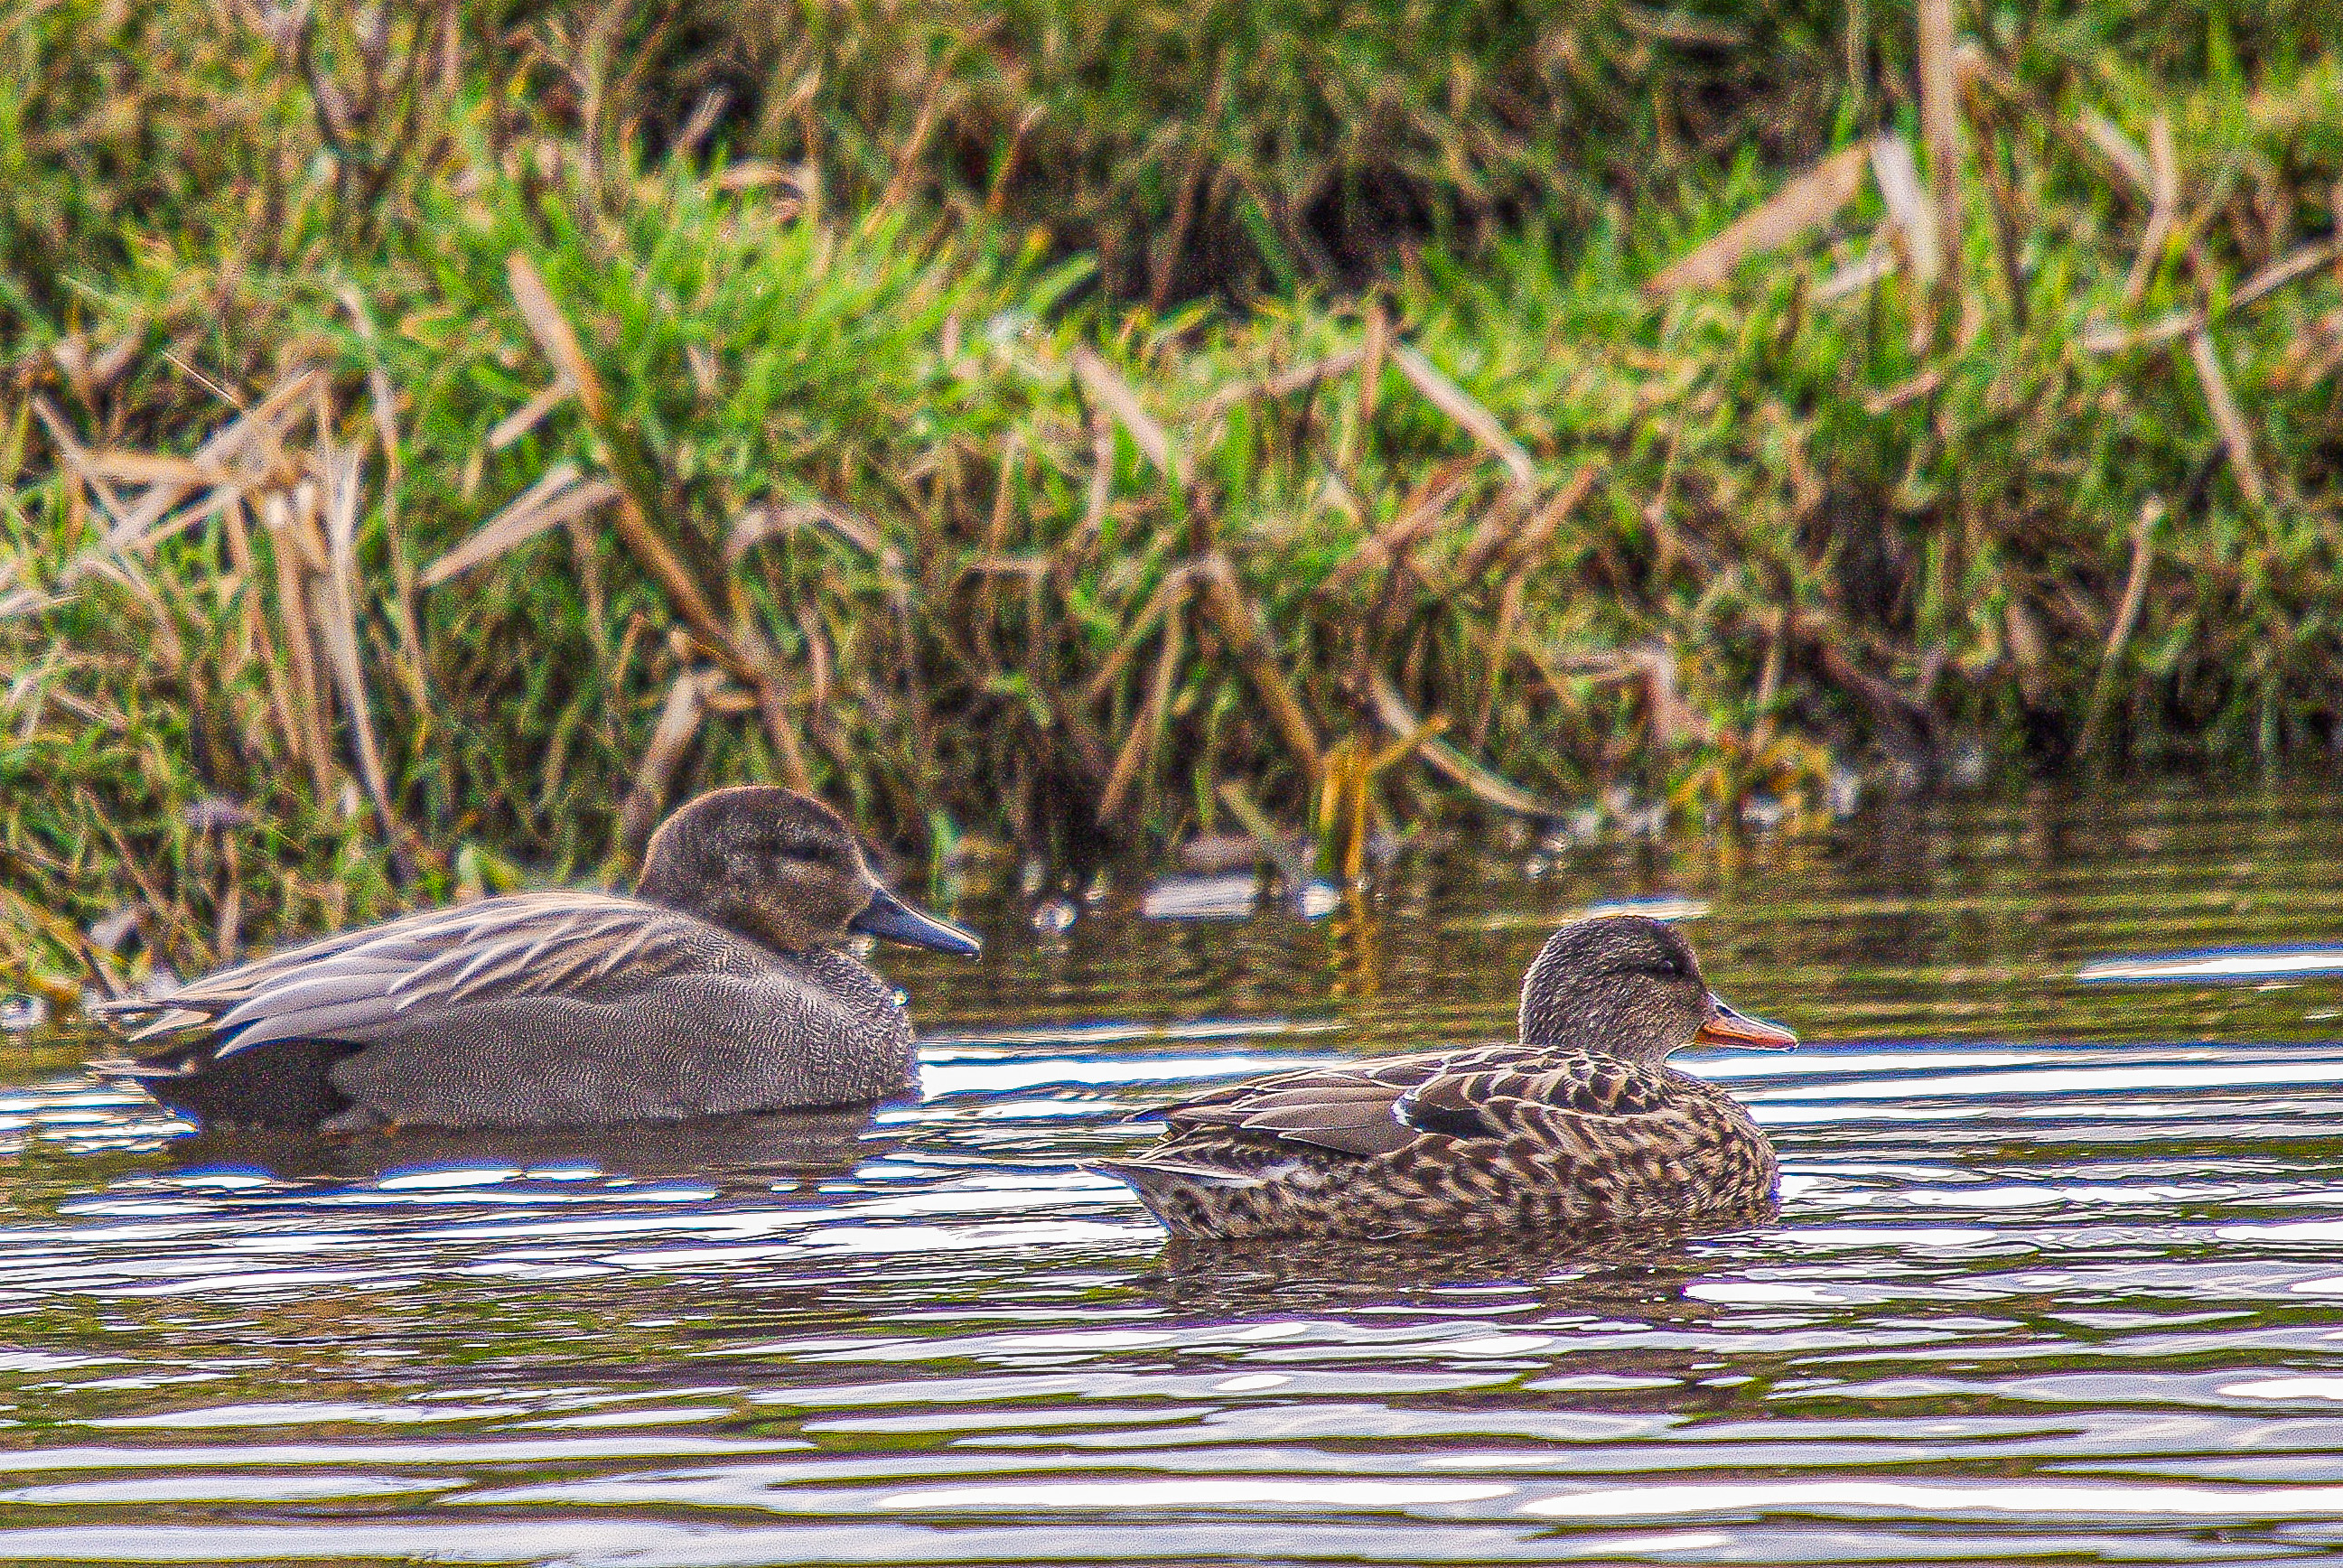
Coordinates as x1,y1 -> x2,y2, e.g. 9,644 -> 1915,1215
1095,916 -> 1793,1240
96,787 -> 979,1133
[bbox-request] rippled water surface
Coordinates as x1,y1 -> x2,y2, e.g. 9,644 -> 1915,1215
8,785 -> 2343,1564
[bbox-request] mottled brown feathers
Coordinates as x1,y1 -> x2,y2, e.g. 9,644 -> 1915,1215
1097,916 -> 1792,1241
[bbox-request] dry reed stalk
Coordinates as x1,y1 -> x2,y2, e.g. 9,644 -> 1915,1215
2003,597 -> 2051,705
1972,127 -> 2031,331
142,473 -> 267,560
2081,311 -> 2201,354
2238,238 -> 2343,305
1916,0 -> 1962,299
1321,716 -> 1449,881
1065,413 -> 1117,572
727,499 -> 893,565
1147,147 -> 1207,312
973,431 -> 1024,665
1215,779 -> 1317,891
1816,248 -> 1900,302
1364,671 -> 1560,818
2085,238 -> 2343,353
1648,143 -> 1871,294
338,289 -> 431,716
1870,135 -> 1938,287
422,465 -> 620,584
213,824 -> 242,962
1181,347 -> 1368,429
1795,611 -> 1936,742
1317,739 -> 1374,885
1071,346 -> 1180,482
29,397 -> 135,537
1863,368 -> 1944,415
1756,604 -> 1792,713
0,882 -> 96,979
79,548 -> 186,684
1321,456 -> 1475,594
2077,108 -> 2154,196
505,252 -> 817,789
1629,644 -> 1706,745
789,593 -> 834,714
0,583 -> 53,621
2185,328 -> 2270,508
2077,499 -> 2164,760
1508,462 -> 1603,567
620,668 -> 714,852
742,627 -> 817,793
100,370 -> 321,548
1083,563 -> 1197,708
82,452 -> 237,488
1387,342 -> 1536,494
48,325 -> 142,411
1470,573 -> 1525,751
1196,552 -> 1322,782
259,489 -> 338,802
1442,489 -> 1529,593
1047,684 -> 1117,789
504,256 -> 733,659
1451,461 -> 1601,587
1952,43 -> 2139,203
562,518 -> 611,662
879,52 -> 954,216
87,805 -> 203,960
312,420 -> 412,884
1341,303 -> 1390,474
220,496 -> 303,784
488,378 -> 579,451
1099,593 -> 1187,825
2124,117 -> 2179,307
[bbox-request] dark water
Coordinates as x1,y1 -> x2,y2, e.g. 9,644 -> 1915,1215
7,784 -> 2343,1565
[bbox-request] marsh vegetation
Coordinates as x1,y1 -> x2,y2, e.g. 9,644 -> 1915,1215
3,1 -> 2338,987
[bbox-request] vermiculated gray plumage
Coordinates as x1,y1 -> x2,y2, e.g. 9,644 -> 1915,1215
94,789 -> 977,1133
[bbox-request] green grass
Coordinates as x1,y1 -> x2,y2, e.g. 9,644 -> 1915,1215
2,0 -> 2339,990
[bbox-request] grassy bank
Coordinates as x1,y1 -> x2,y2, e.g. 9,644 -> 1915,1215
4,1 -> 2340,989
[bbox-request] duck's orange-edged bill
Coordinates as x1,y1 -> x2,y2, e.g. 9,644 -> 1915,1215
1693,996 -> 1797,1050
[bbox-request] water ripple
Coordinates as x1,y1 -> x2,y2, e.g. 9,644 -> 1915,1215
5,785 -> 2343,1564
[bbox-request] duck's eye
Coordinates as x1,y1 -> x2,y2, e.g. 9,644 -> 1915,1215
1648,955 -> 1685,978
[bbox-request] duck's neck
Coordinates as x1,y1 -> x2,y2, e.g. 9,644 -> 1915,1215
636,873 -> 820,957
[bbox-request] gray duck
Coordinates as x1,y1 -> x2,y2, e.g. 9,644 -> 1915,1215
96,787 -> 978,1133
1095,916 -> 1792,1240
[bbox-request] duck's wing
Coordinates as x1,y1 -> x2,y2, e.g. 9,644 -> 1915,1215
1150,1047 -> 1677,1159
1152,1043 -> 1530,1157
94,893 -> 724,1058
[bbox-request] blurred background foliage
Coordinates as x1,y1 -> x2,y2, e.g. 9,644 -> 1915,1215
2,0 -> 2338,985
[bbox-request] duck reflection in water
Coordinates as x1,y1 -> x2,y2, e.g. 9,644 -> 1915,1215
1134,1223 -> 1754,1327
161,1103 -> 886,1190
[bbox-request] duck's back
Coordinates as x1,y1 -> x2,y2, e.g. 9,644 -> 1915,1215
1098,1044 -> 1778,1241
109,894 -> 918,1131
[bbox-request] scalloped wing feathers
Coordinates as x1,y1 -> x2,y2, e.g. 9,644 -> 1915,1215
99,893 -> 728,1056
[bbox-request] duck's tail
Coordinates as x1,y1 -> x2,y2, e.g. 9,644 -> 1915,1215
1086,1157 -> 1270,1234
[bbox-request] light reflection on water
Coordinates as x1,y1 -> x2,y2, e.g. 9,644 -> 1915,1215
4,785 -> 2343,1563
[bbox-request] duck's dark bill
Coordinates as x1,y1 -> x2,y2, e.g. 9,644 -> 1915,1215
1692,996 -> 1797,1050
852,886 -> 982,956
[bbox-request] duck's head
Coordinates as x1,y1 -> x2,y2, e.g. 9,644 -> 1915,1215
636,787 -> 980,958
1517,915 -> 1793,1061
